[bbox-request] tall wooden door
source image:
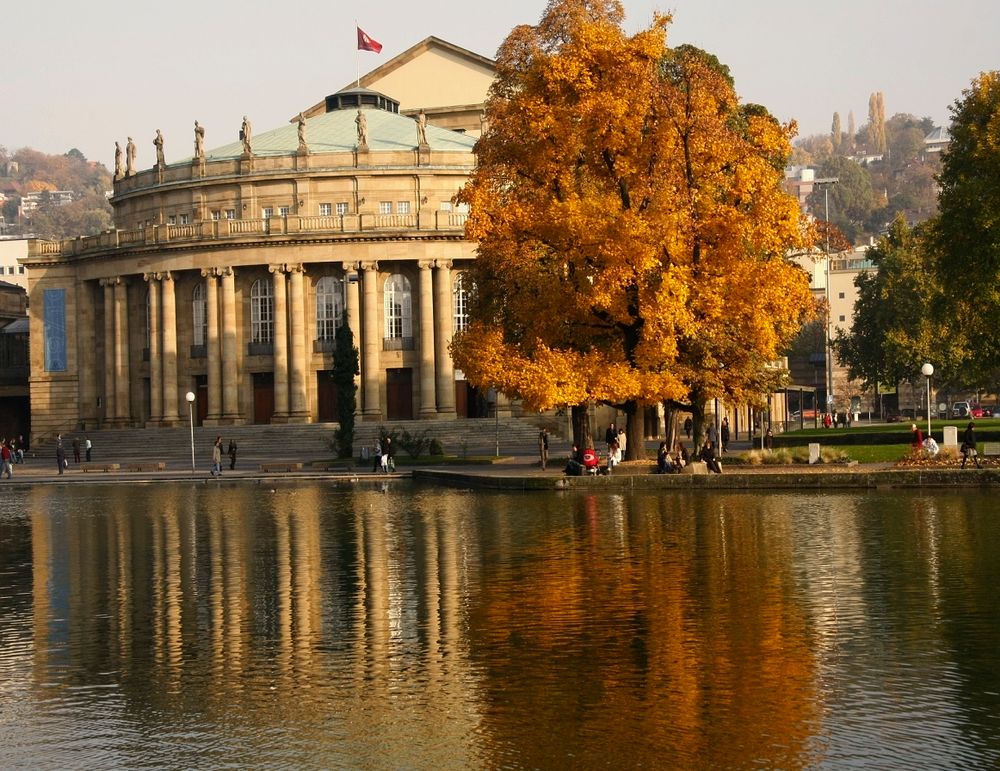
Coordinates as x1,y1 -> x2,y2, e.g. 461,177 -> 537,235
253,372 -> 275,424
317,371 -> 339,422
386,368 -> 413,420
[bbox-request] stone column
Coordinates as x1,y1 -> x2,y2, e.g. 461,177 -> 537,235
360,261 -> 381,419
145,274 -> 162,425
203,269 -> 221,422
101,278 -> 117,424
113,279 -> 131,424
433,260 -> 456,417
417,260 -> 437,419
77,280 -> 98,429
288,265 -> 309,421
343,263 -> 361,413
160,272 -> 181,425
220,267 -> 239,421
270,265 -> 289,420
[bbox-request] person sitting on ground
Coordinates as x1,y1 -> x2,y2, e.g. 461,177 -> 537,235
911,423 -> 924,452
922,436 -> 940,457
656,441 -> 670,473
675,442 -> 689,469
582,447 -> 600,475
700,440 -> 723,474
564,444 -> 584,476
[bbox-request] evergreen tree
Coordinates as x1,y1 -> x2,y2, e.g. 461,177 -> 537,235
831,112 -> 842,153
331,311 -> 359,458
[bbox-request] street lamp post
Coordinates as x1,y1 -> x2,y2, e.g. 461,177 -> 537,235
186,391 -> 196,474
814,176 -> 839,415
921,363 -> 934,439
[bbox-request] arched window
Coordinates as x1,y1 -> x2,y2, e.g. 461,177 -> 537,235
453,272 -> 470,332
192,283 -> 207,346
250,278 -> 274,343
315,276 -> 344,341
384,274 -> 412,340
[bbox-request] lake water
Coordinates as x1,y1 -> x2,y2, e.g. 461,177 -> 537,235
1,482 -> 999,769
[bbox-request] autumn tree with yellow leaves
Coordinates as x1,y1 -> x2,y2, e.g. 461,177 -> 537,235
452,0 -> 814,455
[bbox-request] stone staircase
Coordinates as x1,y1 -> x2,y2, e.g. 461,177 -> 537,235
33,417 -> 560,469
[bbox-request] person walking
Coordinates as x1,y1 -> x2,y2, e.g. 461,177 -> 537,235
538,428 -> 549,470
961,421 -> 982,469
372,437 -> 382,472
211,436 -> 223,477
721,417 -> 730,454
84,435 -> 92,462
1,440 -> 13,479
72,436 -> 81,464
683,417 -> 693,439
56,434 -> 66,475
228,438 -> 238,470
381,436 -> 393,472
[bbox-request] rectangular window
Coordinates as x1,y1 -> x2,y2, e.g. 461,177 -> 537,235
279,206 -> 289,217
439,201 -> 453,212
225,209 -> 236,220
838,292 -> 845,299
211,210 -> 221,220
6,267 -> 13,275
396,201 -> 410,215
336,202 -> 349,216
179,213 -> 190,225
43,289 -> 67,372
319,203 -> 332,217
262,207 -> 273,219
18,266 -> 25,274
167,215 -> 176,225
379,201 -> 392,215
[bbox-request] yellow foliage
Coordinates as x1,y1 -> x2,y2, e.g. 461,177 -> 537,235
454,0 -> 814,410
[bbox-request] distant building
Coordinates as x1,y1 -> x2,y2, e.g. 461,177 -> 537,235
923,126 -> 950,158
0,238 -> 29,290
18,190 -> 75,218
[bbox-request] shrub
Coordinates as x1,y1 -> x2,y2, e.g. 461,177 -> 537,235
398,427 -> 431,459
428,438 -> 444,456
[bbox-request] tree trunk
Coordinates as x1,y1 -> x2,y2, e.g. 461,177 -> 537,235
690,395 -> 708,454
663,402 -> 678,450
624,401 -> 644,461
571,403 -> 592,457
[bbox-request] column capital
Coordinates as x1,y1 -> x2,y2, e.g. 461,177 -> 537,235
268,263 -> 287,275
287,263 -> 306,274
100,276 -> 122,287
200,267 -> 217,279
359,261 -> 379,273
341,261 -> 360,273
434,259 -> 453,271
160,271 -> 174,283
418,260 -> 435,271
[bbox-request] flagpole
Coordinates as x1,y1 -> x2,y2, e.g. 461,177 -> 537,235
355,19 -> 360,88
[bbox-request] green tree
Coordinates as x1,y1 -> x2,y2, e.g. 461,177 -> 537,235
832,216 -> 961,391
806,155 -> 875,243
933,71 -> 1000,377
331,311 -> 359,458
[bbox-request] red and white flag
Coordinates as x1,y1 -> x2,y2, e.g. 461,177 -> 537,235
357,27 -> 382,53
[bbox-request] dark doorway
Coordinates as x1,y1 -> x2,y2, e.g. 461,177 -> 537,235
317,371 -> 339,422
386,368 -> 413,420
455,382 -> 487,419
195,376 -> 208,425
253,372 -> 275,424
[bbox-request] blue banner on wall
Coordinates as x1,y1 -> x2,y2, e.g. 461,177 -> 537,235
44,288 -> 67,372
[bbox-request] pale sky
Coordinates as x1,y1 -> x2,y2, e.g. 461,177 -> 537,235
4,0 -> 997,171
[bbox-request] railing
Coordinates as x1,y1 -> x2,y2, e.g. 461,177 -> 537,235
26,211 -> 469,259
313,339 -> 337,353
247,341 -> 274,356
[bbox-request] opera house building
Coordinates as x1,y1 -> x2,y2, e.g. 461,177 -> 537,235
23,39 -> 499,438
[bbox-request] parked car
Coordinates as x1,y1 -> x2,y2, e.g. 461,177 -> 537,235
971,404 -> 994,418
953,401 -> 971,417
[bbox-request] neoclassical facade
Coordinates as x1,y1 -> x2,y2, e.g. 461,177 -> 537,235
24,88 -> 486,438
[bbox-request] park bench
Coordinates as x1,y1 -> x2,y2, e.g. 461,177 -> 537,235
81,463 -> 121,473
258,462 -> 304,472
126,462 -> 167,472
983,442 -> 1000,457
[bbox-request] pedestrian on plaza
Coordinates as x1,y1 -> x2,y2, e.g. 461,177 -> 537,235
961,421 -> 982,469
605,422 -> 617,451
1,440 -> 13,479
72,436 -> 81,464
211,436 -> 223,477
538,428 -> 549,470
381,436 -> 393,472
228,438 -> 238,470
84,435 -> 92,462
56,434 -> 66,475
617,426 -> 627,457
683,417 -> 693,439
721,417 -> 730,453
372,437 -> 383,472
764,428 -> 774,450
